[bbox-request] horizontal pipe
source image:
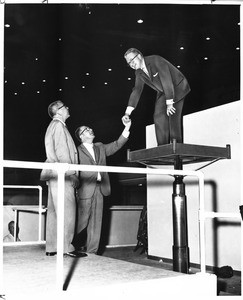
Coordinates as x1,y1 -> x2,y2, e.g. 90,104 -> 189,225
2,159 -> 201,177
203,212 -> 241,219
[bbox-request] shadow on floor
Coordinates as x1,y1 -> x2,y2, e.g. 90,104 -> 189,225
100,246 -> 241,296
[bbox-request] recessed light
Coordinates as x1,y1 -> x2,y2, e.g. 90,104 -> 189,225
137,19 -> 143,24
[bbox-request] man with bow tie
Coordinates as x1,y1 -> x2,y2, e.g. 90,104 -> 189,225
73,119 -> 131,254
122,48 -> 191,145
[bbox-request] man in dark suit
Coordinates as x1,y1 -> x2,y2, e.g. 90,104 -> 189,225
122,48 -> 191,145
74,119 -> 131,254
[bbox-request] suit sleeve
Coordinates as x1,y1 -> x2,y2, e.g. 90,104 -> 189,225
127,74 -> 145,109
103,135 -> 128,157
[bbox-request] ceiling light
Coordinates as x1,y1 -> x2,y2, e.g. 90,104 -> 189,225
108,68 -> 112,71
180,47 -> 184,50
206,37 -> 210,40
177,66 -> 181,68
5,24 -> 10,28
86,73 -> 90,76
204,57 -> 208,60
21,82 -> 25,85
82,86 -> 85,89
128,78 -> 131,80
137,19 -> 143,24
236,47 -> 240,50
65,77 -> 68,80
104,82 -> 108,85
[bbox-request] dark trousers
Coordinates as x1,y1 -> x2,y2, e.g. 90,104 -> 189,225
154,94 -> 185,145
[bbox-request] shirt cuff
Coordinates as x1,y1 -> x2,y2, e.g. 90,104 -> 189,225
166,99 -> 174,105
122,128 -> 130,138
125,106 -> 134,115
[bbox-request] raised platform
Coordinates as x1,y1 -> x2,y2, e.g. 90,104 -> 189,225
127,141 -> 231,167
2,244 -> 217,299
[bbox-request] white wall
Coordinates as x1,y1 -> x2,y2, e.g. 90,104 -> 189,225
146,101 -> 241,270
3,206 -> 46,242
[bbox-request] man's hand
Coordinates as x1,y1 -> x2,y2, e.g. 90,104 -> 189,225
166,104 -> 176,116
69,174 -> 79,189
122,114 -> 131,125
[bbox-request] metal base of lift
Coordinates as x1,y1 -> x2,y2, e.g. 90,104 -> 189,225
127,140 -> 231,274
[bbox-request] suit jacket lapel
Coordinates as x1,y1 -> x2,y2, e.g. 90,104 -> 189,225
80,144 -> 95,162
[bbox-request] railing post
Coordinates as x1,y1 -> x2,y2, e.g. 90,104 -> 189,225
198,172 -> 206,274
56,164 -> 68,291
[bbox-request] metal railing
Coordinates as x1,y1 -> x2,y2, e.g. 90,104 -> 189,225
3,185 -> 45,243
1,159 -> 206,293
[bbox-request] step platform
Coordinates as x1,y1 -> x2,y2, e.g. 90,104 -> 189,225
127,141 -> 231,167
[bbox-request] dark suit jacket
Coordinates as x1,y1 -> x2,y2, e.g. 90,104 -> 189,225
128,55 -> 191,108
77,134 -> 128,199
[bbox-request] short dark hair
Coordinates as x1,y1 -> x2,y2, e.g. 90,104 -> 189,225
124,48 -> 143,58
75,126 -> 82,142
8,221 -> 14,230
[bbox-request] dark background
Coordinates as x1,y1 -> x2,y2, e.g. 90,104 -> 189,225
3,3 -> 240,192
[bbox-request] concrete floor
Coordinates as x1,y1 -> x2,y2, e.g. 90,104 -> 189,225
2,244 -> 219,299
101,246 -> 241,296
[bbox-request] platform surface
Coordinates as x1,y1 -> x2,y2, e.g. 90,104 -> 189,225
2,244 -> 217,300
127,142 -> 230,166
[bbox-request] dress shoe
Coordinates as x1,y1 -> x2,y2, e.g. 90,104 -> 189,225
46,252 -> 57,256
64,250 -> 87,258
76,246 -> 87,252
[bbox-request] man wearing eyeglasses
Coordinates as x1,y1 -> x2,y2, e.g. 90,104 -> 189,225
122,48 -> 191,146
73,119 -> 131,254
40,100 -> 87,258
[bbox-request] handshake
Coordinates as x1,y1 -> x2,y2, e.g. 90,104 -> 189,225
122,114 -> 131,127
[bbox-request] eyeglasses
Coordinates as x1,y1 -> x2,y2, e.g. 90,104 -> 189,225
80,127 -> 92,135
127,53 -> 139,66
57,104 -> 66,110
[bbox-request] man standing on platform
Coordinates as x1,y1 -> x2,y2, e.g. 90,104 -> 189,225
122,48 -> 191,145
73,119 -> 131,254
40,100 -> 87,258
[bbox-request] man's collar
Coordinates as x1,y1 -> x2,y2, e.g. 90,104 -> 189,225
83,142 -> 93,147
53,116 -> 66,126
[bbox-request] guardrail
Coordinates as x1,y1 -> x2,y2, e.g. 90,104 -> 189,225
1,159 -> 242,294
3,185 -> 45,243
